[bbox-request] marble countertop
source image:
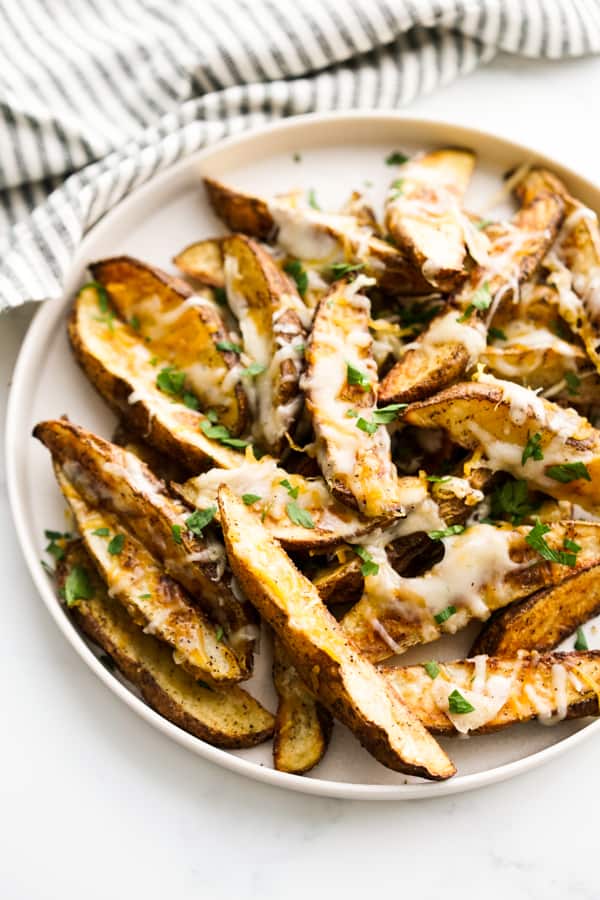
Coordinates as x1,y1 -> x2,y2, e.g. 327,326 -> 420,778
2,51 -> 600,900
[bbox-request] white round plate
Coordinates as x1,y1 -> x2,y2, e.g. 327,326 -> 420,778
8,112 -> 600,800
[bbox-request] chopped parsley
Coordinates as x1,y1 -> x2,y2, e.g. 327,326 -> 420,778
307,188 -> 320,210
564,538 -> 582,553
372,403 -> 407,424
44,529 -> 71,561
293,152 -> 302,163
565,371 -> 580,395
487,327 -> 507,342
386,151 -> 409,166
424,661 -> 440,680
242,362 -> 267,377
476,219 -> 494,230
448,689 -> 475,715
388,177 -> 405,201
171,524 -> 183,544
434,605 -> 457,625
354,546 -> 379,577
284,259 -> 308,297
280,479 -> 299,499
457,282 -> 492,322
286,501 -> 315,529
83,281 -> 110,311
139,593 -> 151,599
215,626 -> 224,642
426,475 -> 451,484
216,340 -> 242,354
575,626 -> 589,651
330,262 -> 365,280
64,565 -> 93,607
130,314 -> 141,331
490,479 -> 536,525
92,527 -> 110,536
525,518 -> 578,566
522,432 -> 543,465
214,287 -> 227,305
199,419 -> 250,450
206,409 -> 219,423
107,533 -> 125,555
398,301 -> 441,333
242,493 -> 261,505
546,462 -> 591,483
427,525 -> 465,541
183,393 -> 199,410
149,356 -> 159,366
356,417 -> 378,434
346,409 -> 359,418
346,361 -> 372,391
185,506 -> 217,537
156,365 -> 186,397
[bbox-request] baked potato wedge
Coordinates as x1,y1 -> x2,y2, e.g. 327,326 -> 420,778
34,419 -> 258,674
471,563 -> 600,656
57,542 -> 274,748
272,637 -> 333,774
218,486 -> 455,780
89,256 -> 248,435
69,283 -> 245,471
384,148 -> 477,292
405,373 -> 600,513
383,651 -> 600,734
172,238 -> 225,288
379,171 -> 565,405
111,421 -> 188,483
341,521 -> 600,662
173,455 -> 390,552
303,277 -> 409,517
222,234 -> 307,454
55,467 -> 243,684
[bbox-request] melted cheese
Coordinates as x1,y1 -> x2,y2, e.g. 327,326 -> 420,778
409,310 -> 486,367
431,670 -> 512,734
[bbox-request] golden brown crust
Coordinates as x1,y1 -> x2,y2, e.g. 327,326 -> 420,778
173,238 -> 225,287
204,177 -> 275,239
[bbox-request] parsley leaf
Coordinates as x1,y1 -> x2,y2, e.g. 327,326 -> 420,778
242,362 -> 267,377
82,281 -> 110,312
156,365 -> 186,397
564,538 -> 582,553
372,404 -> 407,424
476,219 -> 494,230
186,506 -> 217,537
330,262 -> 365,280
525,518 -> 578,566
575,626 -> 589,651
242,493 -> 261,505
434,605 -> 457,625
130,314 -> 141,331
426,475 -> 451,484
522,432 -> 543,465
200,421 -> 230,441
215,626 -> 224,642
565,371 -> 580,395
547,462 -> 591,483
346,361 -> 372,391
356,417 -> 378,434
92,527 -> 110,536
397,301 -> 441,332
487,327 -> 507,342
427,525 -> 465,541
280,479 -> 299,499
216,340 -> 242,354
307,188 -> 320,210
44,529 -> 71,561
448,689 -> 475,714
490,479 -> 536,525
424,661 -> 440,680
286,501 -> 315,529
457,282 -> 492,322
64,565 -> 93,607
107,533 -> 125,555
354,546 -> 379,577
284,259 -> 308,297
386,151 -> 409,165
171,524 -> 183,544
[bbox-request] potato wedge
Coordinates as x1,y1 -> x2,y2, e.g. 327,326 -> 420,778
57,542 -> 274,748
383,651 -> 600,734
173,239 -> 225,287
471,563 -> 600,656
69,283 -> 245,471
111,421 -> 188,483
384,148 -> 477,292
481,341 -> 593,397
379,172 -> 565,404
204,177 -> 432,295
218,485 -> 455,780
303,277 -> 409,517
173,455 -> 390,552
34,419 -> 258,674
341,521 -> 600,662
89,257 -> 248,435
222,234 -> 307,454
272,637 -> 333,774
55,466 -> 243,684
405,373 -> 600,513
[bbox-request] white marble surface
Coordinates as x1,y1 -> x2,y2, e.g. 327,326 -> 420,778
2,52 -> 600,900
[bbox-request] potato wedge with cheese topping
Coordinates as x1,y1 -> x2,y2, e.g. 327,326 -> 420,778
204,177 -> 432,295
172,238 -> 225,288
173,455 -> 391,551
383,651 -> 600,735
222,234 -> 307,455
218,486 -> 455,780
55,468 -> 242,683
471,563 -> 600,656
272,637 -> 333,774
405,373 -> 600,513
89,256 -> 248,435
69,283 -> 246,472
34,419 -> 258,675
303,277 -> 409,517
57,542 -> 274,747
341,521 -> 600,662
384,148 -> 477,292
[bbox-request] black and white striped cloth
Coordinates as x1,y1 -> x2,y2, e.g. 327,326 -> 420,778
1,0 -> 599,311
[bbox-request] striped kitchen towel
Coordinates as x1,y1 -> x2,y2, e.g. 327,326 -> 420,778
1,0 -> 599,310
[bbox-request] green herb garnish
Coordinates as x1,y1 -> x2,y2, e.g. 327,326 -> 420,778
522,432 -> 543,465
386,151 -> 409,166
330,262 -> 365,280
565,371 -> 580,395
424,661 -> 440,680
156,365 -> 186,397
186,506 -> 217,537
434,605 -> 457,625
487,327 -> 507,342
307,188 -> 320,210
346,362 -> 372,391
457,282 -> 492,322
476,219 -> 494,230
426,475 -> 451,484
242,362 -> 267,377
448,689 -> 475,714
216,340 -> 242,354
280,479 -> 299,499
490,479 -> 536,525
575,626 -> 589,651
356,417 -> 378,434
372,403 -> 407,424
171,524 -> 183,544
546,462 -> 591,483
215,626 -> 224,642
107,533 -> 125,555
242,494 -> 261,506
354,546 -> 379,577
64,565 -> 93,607
525,518 -> 578,566
92,527 -> 110,536
44,529 -> 71,561
286,501 -> 315,529
284,259 -> 308,297
388,177 -> 405,201
427,525 -> 465,541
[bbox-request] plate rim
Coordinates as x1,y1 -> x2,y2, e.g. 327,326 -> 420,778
8,109 -> 600,801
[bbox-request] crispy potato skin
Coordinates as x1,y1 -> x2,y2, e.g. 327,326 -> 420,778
379,338 -> 471,405
218,486 -> 455,780
471,564 -> 600,656
204,177 -> 275,239
34,418 -> 258,675
57,543 -> 274,748
111,421 -> 189,483
173,239 -> 225,287
68,285 -> 243,471
383,651 -> 600,734
90,256 -> 248,435
272,638 -> 333,774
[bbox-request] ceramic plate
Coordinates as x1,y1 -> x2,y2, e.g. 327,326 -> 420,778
7,112 -> 600,799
